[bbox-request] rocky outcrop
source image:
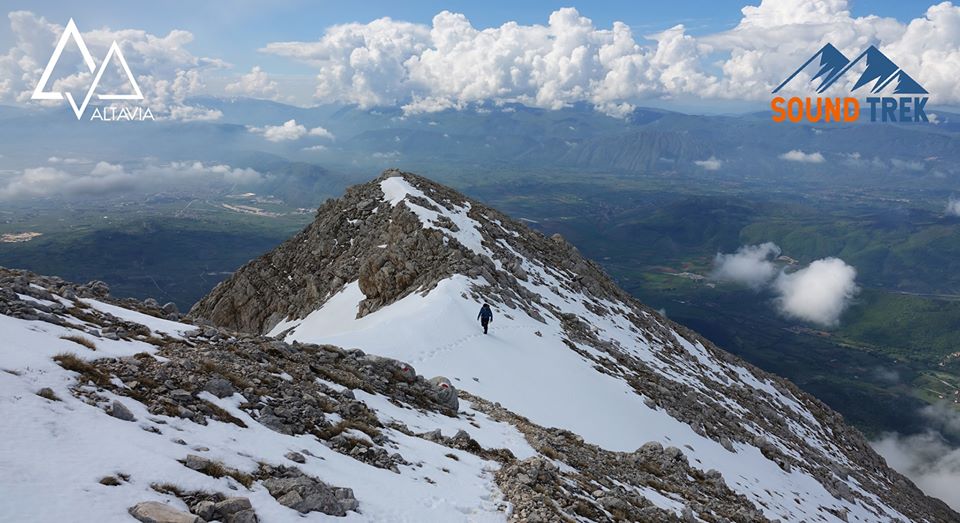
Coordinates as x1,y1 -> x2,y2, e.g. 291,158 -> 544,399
191,170 -> 467,333
261,466 -> 358,516
80,331 -> 457,473
147,487 -> 260,523
0,269 -> 184,337
191,169 -> 585,332
470,392 -> 765,522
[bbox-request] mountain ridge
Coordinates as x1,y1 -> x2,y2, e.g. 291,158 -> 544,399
191,169 -> 958,522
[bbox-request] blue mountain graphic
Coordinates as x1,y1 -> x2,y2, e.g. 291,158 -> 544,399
772,43 -> 849,94
884,70 -> 927,95
819,45 -> 927,95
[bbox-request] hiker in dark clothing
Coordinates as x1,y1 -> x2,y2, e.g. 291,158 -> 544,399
478,303 -> 493,334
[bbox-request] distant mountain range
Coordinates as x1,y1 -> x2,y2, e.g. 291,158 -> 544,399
0,97 -> 957,198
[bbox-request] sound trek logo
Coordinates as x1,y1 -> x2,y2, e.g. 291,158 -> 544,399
771,44 -> 928,123
31,19 -> 154,121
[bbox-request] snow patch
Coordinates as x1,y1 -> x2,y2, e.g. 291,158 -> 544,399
0,310 -> 512,522
81,298 -> 193,339
380,177 -> 488,257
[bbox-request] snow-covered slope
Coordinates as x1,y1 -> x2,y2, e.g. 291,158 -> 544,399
0,270 -> 536,522
194,170 -> 958,522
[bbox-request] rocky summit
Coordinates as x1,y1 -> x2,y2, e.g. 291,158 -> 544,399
0,170 -> 957,522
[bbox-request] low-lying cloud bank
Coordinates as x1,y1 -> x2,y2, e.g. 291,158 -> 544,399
873,403 -> 960,511
0,161 -> 262,200
946,197 -> 960,217
712,242 -> 781,289
712,243 -> 858,326
248,119 -> 335,142
694,157 -> 723,171
779,150 -> 825,163
842,153 -> 931,173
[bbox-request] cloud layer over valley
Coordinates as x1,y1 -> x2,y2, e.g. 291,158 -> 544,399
873,403 -> 960,511
712,242 -> 858,326
0,161 -> 261,200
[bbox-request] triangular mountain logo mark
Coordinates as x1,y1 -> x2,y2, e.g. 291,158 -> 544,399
31,19 -> 144,120
820,45 -> 927,95
773,44 -> 927,96
772,43 -> 850,94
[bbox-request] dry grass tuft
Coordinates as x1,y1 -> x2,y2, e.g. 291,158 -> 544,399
538,445 -> 560,460
203,401 -> 247,428
52,353 -> 110,387
187,460 -> 254,489
36,388 -> 61,401
151,482 -> 185,497
52,352 -> 92,373
99,476 -> 121,486
60,334 -> 97,351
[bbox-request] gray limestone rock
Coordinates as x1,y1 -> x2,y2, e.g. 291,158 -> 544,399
109,400 -> 136,422
128,502 -> 201,523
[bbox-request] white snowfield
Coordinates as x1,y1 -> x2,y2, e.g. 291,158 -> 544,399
267,176 -> 917,523
0,295 -> 533,522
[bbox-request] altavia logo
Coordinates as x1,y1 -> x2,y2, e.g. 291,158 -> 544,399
31,19 -> 154,121
771,44 -> 928,123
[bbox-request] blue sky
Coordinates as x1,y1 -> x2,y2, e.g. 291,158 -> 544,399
0,0 -> 936,73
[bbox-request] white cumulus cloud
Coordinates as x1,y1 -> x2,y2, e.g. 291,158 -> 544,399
261,8 -> 717,115
259,2 -> 960,113
8,3 -> 960,113
773,257 -> 858,326
248,119 -> 306,141
248,119 -> 334,142
712,242 -> 782,288
225,66 -> 280,100
714,243 -> 858,325
308,126 -> 335,140
779,150 -> 825,163
694,156 -> 723,170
